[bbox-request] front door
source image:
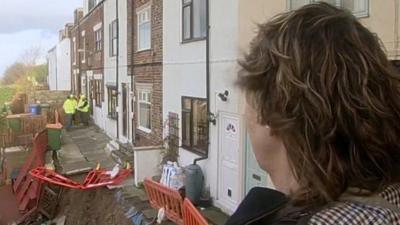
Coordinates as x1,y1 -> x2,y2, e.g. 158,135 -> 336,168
218,112 -> 242,214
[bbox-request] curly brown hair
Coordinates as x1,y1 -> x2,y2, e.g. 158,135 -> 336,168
238,2 -> 400,204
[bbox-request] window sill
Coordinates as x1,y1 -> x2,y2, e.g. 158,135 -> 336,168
138,126 -> 151,133
95,104 -> 102,108
108,115 -> 118,120
181,37 -> 206,44
181,145 -> 207,157
136,48 -> 152,53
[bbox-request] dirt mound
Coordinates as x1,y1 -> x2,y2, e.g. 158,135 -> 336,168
57,188 -> 131,225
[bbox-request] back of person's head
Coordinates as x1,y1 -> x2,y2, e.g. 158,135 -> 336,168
238,2 -> 400,205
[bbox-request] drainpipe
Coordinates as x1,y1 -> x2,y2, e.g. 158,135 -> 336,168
131,0 -> 136,144
116,0 -> 120,140
194,0 -> 210,165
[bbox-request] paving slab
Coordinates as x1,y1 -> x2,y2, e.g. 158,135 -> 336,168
200,206 -> 229,225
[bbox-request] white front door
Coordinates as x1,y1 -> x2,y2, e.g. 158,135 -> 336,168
218,112 -> 242,213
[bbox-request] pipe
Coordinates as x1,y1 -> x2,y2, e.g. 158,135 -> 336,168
131,0 -> 136,144
195,0 -> 211,164
116,0 -> 120,139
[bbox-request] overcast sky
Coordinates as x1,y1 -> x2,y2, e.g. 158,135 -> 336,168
0,0 -> 82,77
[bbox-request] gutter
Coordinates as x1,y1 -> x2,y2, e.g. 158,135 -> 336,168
195,0 -> 211,164
116,0 -> 120,139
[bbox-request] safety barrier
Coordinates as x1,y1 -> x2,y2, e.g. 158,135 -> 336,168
12,129 -> 48,222
182,198 -> 209,225
29,166 -> 133,190
144,178 -> 184,225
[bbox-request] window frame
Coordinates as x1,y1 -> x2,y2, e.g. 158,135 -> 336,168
181,96 -> 209,156
137,85 -> 152,133
107,85 -> 118,120
94,29 -> 102,52
81,31 -> 86,64
72,37 -> 77,65
286,0 -> 369,18
137,6 -> 152,51
110,20 -> 118,57
94,79 -> 102,107
181,0 -> 207,43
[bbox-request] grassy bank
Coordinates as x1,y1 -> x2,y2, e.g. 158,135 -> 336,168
0,85 -> 17,109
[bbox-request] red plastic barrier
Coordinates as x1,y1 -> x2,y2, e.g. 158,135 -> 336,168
182,198 -> 209,225
29,166 -> 133,190
144,178 -> 184,225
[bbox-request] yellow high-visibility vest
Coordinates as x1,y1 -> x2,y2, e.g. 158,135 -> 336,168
63,99 -> 76,114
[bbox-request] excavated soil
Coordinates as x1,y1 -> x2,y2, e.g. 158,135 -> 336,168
56,187 -> 131,225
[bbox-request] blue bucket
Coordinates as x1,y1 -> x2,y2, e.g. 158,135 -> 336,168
29,104 -> 41,115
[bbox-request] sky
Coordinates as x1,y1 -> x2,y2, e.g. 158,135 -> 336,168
0,0 -> 83,77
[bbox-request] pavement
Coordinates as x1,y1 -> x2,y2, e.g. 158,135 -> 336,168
57,125 -> 116,175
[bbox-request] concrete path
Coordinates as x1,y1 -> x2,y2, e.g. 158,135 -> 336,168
58,125 -> 115,175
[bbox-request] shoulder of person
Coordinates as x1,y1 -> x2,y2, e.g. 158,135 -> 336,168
308,183 -> 400,225
227,184 -> 400,225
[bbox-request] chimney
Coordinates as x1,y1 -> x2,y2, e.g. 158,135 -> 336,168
74,8 -> 84,25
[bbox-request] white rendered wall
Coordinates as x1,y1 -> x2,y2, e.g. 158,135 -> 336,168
48,48 -> 57,91
56,38 -> 72,91
163,0 -> 242,214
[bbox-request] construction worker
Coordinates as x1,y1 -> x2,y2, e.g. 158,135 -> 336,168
63,94 -> 77,130
77,94 -> 90,126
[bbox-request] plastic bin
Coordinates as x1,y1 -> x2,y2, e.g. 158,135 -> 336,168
29,104 -> 41,115
7,117 -> 21,133
46,123 -> 63,151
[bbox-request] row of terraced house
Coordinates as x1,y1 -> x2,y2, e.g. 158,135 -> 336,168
48,0 -> 400,214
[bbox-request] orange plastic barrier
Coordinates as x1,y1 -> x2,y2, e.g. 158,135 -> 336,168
29,166 -> 133,190
182,198 -> 209,225
144,178 -> 184,225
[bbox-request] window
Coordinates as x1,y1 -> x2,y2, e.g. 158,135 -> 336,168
182,0 -> 207,41
72,37 -> 76,65
182,97 -> 208,155
89,0 -> 96,11
137,86 -> 152,132
81,31 -> 86,63
288,0 -> 369,17
110,20 -> 118,56
95,29 -> 102,51
137,6 -> 151,50
107,86 -> 118,119
93,79 -> 102,107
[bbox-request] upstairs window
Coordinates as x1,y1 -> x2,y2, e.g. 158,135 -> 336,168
95,29 -> 102,51
182,0 -> 207,41
81,31 -> 86,63
182,97 -> 208,155
110,20 -> 118,56
89,0 -> 96,11
288,0 -> 369,17
137,6 -> 151,51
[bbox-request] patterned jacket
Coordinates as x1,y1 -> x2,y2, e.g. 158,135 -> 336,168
309,184 -> 400,225
226,184 -> 400,225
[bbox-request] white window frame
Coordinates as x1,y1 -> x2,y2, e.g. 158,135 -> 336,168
73,37 -> 77,65
287,0 -> 369,18
94,28 -> 102,51
81,30 -> 86,63
137,6 -> 152,51
137,84 -> 152,133
110,20 -> 118,57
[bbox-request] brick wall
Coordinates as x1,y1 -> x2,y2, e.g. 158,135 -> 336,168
130,0 -> 163,146
70,3 -> 104,95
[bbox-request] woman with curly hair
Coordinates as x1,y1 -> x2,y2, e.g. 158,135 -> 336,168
227,2 -> 400,225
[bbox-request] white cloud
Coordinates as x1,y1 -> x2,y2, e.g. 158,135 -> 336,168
0,0 -> 83,76
0,0 -> 82,33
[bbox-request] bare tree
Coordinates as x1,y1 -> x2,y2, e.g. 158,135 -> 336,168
18,46 -> 43,66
